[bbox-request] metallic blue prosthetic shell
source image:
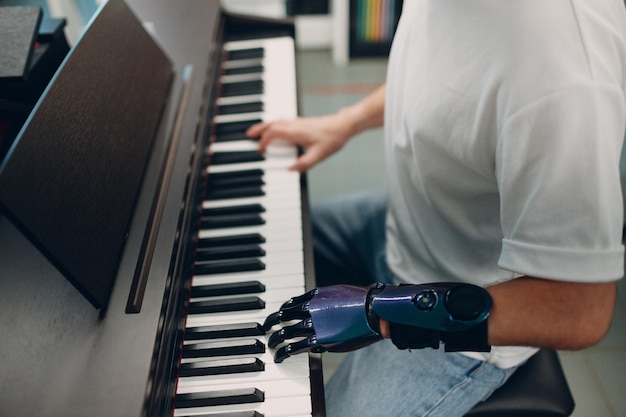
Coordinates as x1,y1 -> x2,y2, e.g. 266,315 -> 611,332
370,282 -> 492,332
307,285 -> 382,350
264,282 -> 492,361
306,283 -> 491,349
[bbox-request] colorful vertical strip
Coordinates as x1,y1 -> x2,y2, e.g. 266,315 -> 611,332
355,0 -> 397,43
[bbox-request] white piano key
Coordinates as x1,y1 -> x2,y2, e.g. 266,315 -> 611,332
177,359 -> 311,389
236,169 -> 301,184
191,286 -> 303,304
185,298 -> 300,328
209,140 -> 300,163
264,141 -> 298,158
177,377 -> 310,398
260,38 -> 297,121
174,394 -> 312,417
218,248 -> 304,265
205,186 -> 301,202
223,38 -> 276,50
258,240 -> 304,253
181,327 -> 299,344
202,195 -> 301,211
221,56 -> 263,69
193,252 -> 303,272
203,210 -> 302,231
214,111 -> 265,125
204,260 -> 302,278
257,250 -> 304,266
203,198 -> 301,213
202,206 -> 302,225
208,158 -> 296,174
204,172 -> 301,198
197,231 -> 300,247
192,257 -> 303,278
203,200 -> 302,219
191,272 -> 304,290
203,191 -> 302,208
209,140 -> 258,153
219,73 -> 263,84
216,93 -> 265,106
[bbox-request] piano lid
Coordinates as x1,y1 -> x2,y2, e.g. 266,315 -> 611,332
0,0 -> 173,309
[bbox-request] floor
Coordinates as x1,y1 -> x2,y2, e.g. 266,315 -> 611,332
296,49 -> 626,417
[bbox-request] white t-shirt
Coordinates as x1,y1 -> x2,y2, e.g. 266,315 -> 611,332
384,0 -> 626,368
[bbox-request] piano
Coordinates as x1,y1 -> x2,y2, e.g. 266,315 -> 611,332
0,1 -> 325,416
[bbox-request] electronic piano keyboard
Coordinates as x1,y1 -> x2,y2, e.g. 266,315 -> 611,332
0,1 -> 325,416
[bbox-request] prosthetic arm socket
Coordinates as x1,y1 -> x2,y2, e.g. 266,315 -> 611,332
367,283 -> 492,352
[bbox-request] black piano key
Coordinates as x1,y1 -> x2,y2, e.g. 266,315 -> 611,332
197,233 -> 266,248
194,258 -> 265,275
215,119 -> 263,135
223,65 -> 265,77
179,358 -> 265,377
179,357 -> 265,377
215,130 -> 257,142
204,186 -> 265,201
208,175 -> 264,190
208,169 -> 264,188
208,168 -> 264,180
191,412 -> 264,417
175,387 -> 264,408
200,213 -> 265,230
182,339 -> 265,358
196,244 -> 265,262
184,322 -> 265,340
202,203 -> 265,217
218,101 -> 264,115
188,296 -> 265,314
227,47 -> 264,60
210,151 -> 265,165
191,280 -> 266,298
221,80 -> 264,97
209,175 -> 264,190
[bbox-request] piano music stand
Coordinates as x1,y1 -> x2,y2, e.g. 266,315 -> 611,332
0,0 -> 173,310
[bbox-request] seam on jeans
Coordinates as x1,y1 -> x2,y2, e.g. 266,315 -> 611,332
421,360 -> 498,417
421,375 -> 474,417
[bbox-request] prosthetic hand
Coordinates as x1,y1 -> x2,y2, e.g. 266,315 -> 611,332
262,282 -> 492,363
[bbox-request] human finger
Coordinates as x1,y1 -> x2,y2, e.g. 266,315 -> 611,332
245,121 -> 269,139
289,142 -> 337,173
289,151 -> 320,173
257,121 -> 302,152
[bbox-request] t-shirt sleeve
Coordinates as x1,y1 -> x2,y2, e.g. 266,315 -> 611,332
496,82 -> 625,282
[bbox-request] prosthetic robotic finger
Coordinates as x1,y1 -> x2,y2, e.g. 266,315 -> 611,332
261,289 -> 318,331
263,282 -> 492,363
263,285 -> 382,362
267,318 -> 314,348
274,335 -> 324,363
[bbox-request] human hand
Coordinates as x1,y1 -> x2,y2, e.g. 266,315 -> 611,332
246,112 -> 354,173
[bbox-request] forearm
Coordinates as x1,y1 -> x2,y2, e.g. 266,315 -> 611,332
379,277 -> 617,350
338,84 -> 386,137
486,277 -> 616,350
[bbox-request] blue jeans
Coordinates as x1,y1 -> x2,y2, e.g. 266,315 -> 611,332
311,190 -> 517,417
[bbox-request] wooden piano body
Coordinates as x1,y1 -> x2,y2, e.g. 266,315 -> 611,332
0,0 -> 324,416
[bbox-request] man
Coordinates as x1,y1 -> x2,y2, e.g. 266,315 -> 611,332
247,1 -> 626,415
